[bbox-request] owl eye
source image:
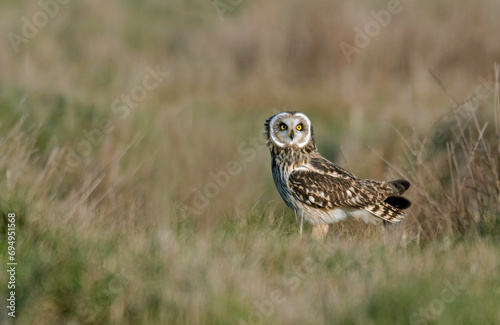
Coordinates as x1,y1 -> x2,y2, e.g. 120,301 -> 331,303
280,123 -> 287,130
296,124 -> 303,131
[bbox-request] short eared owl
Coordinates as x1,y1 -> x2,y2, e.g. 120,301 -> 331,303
265,111 -> 411,239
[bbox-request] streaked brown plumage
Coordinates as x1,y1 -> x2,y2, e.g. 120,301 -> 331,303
265,111 -> 411,239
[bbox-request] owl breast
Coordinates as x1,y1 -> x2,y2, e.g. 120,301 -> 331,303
271,157 -> 298,210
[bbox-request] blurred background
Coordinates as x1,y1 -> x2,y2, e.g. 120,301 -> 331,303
0,0 -> 499,324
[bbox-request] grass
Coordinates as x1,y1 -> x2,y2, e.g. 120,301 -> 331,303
1,0 -> 500,324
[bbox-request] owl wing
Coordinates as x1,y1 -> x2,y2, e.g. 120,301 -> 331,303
288,157 -> 404,210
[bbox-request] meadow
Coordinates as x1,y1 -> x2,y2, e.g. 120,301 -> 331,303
0,0 -> 500,324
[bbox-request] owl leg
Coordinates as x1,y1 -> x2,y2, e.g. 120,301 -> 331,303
312,224 -> 329,239
294,212 -> 304,236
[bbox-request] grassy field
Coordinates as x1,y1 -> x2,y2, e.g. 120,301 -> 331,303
1,0 -> 500,324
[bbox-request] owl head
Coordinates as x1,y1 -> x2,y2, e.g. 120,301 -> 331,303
265,111 -> 317,150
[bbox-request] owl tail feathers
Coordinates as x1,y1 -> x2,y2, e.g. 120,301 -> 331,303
365,201 -> 407,224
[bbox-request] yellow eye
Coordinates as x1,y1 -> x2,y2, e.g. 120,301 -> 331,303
280,123 -> 287,130
296,124 -> 303,131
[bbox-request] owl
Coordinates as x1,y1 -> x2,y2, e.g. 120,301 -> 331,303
265,111 -> 411,239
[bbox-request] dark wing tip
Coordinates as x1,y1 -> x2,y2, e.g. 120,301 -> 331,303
384,196 -> 412,210
389,179 -> 411,195
397,179 -> 411,191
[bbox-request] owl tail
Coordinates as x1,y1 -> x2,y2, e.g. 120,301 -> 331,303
364,201 -> 407,223
365,177 -> 411,223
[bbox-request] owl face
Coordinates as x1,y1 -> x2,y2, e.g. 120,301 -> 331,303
266,111 -> 313,148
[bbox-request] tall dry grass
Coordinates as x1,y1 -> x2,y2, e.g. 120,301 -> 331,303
393,64 -> 500,241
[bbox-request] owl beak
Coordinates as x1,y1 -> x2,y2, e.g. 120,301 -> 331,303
290,131 -> 294,140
